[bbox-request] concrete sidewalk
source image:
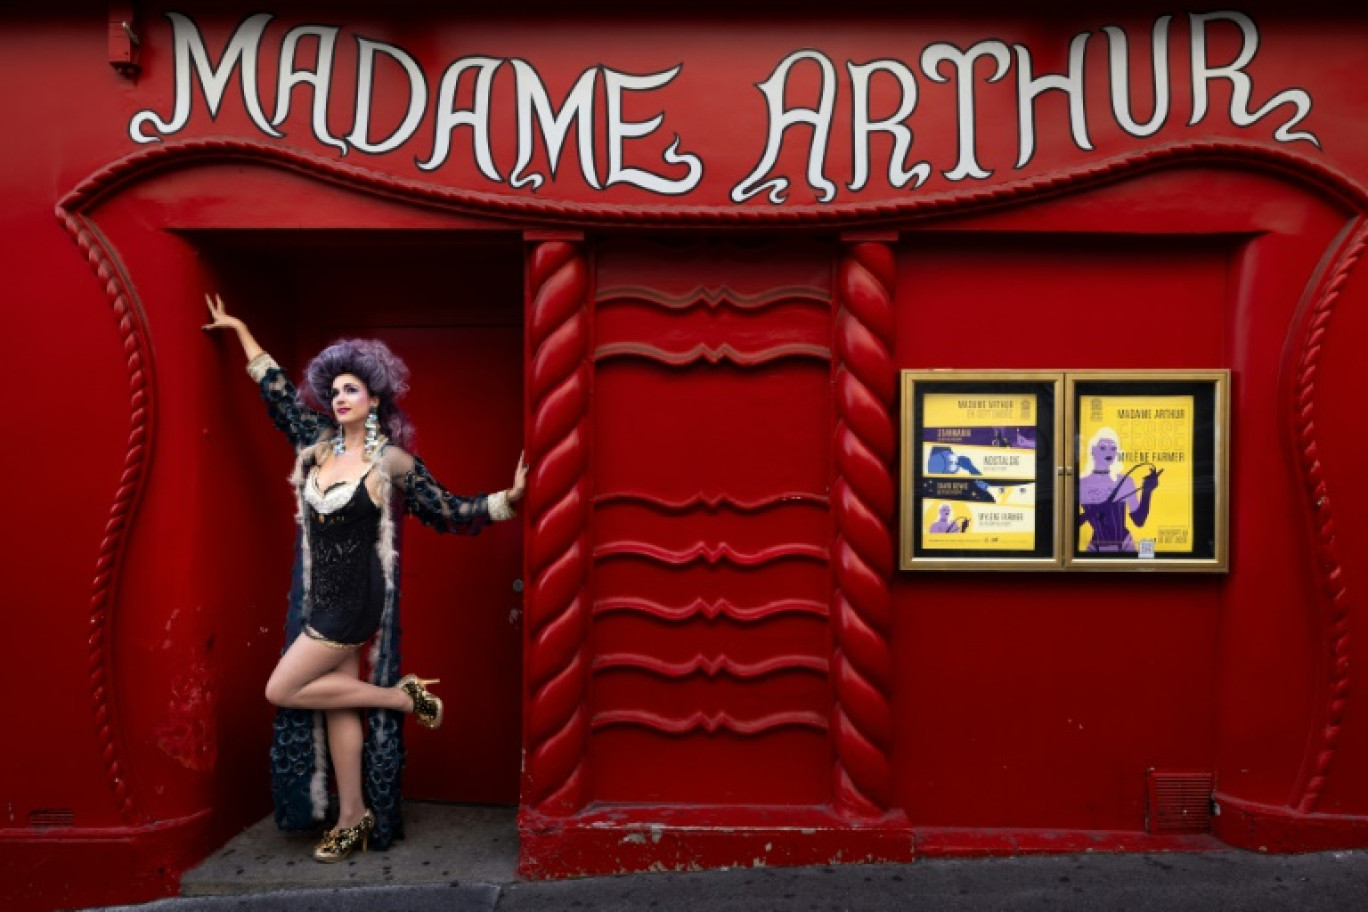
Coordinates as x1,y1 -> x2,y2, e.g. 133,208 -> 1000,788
87,803 -> 1368,911
177,802 -> 518,895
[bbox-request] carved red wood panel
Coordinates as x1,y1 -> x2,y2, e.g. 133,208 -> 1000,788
590,238 -> 835,805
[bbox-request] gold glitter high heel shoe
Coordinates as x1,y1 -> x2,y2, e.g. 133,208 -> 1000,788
398,674 -> 444,729
313,808 -> 375,863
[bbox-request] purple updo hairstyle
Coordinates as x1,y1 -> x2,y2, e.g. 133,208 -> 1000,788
300,338 -> 415,450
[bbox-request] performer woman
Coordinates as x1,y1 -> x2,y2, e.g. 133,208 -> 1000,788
203,294 -> 526,862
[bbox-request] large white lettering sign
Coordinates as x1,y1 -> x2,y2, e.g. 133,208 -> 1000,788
130,11 -> 1319,204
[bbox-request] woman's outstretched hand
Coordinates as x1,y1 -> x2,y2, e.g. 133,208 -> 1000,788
202,293 -> 265,363
202,292 -> 245,333
509,451 -> 529,504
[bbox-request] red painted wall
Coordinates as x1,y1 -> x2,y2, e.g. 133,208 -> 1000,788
4,2 -> 1368,908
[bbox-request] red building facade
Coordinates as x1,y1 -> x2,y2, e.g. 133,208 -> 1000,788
4,3 -> 1368,908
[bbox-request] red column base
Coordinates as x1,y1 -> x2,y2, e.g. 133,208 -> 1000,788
1214,793 -> 1368,853
518,806 -> 914,879
0,810 -> 212,912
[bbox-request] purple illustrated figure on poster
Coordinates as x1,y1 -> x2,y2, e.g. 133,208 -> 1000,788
929,502 -> 969,533
927,445 -> 982,475
925,446 -> 996,502
1077,427 -> 1161,553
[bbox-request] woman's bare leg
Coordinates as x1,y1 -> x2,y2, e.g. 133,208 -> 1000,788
265,635 -> 410,713
324,651 -> 368,830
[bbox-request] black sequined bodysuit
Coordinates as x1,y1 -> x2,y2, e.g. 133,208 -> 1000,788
303,470 -> 384,646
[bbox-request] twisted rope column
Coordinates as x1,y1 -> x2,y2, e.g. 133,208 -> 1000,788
831,238 -> 898,818
524,238 -> 593,814
1291,220 -> 1366,813
55,208 -> 153,824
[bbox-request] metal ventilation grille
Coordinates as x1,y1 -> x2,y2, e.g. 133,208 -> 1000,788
28,808 -> 74,829
1147,770 -> 1214,834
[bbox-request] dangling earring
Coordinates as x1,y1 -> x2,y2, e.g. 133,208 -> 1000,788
332,432 -> 346,457
364,407 -> 380,457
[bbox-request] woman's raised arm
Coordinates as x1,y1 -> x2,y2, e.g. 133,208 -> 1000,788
202,293 -> 328,449
386,447 -> 525,534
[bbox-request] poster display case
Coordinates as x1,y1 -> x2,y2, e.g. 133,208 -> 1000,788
900,372 -> 1063,570
1065,371 -> 1229,571
900,370 -> 1229,572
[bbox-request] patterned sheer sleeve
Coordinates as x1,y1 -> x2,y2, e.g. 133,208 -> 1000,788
247,353 -> 329,450
384,447 -> 516,535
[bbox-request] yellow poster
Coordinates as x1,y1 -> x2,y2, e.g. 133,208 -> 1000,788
920,393 -> 1037,551
1076,395 -> 1194,557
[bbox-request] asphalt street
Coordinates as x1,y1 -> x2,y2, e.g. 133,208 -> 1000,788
90,850 -> 1368,912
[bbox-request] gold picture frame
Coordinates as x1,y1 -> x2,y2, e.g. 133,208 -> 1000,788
1064,371 -> 1230,572
900,371 -> 1064,570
